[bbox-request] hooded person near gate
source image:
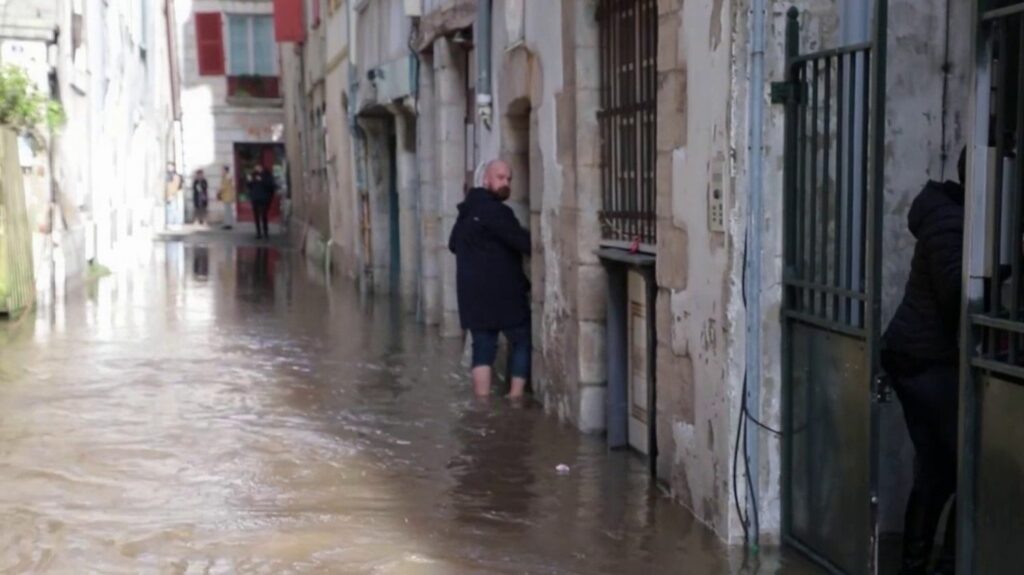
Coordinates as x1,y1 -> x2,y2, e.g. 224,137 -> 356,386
448,159 -> 532,400
881,148 -> 967,575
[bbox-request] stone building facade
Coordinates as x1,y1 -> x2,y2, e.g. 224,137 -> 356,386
1,0 -> 180,304
280,0 -> 975,550
175,0 -> 287,227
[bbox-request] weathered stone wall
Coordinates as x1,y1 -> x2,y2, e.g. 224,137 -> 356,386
433,36 -> 468,338
650,0 -> 741,540
324,50 -> 359,278
417,56 -> 442,325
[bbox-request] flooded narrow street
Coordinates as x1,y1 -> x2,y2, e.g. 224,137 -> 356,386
0,239 -> 817,574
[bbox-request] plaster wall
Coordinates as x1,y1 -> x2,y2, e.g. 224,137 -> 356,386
177,0 -> 285,212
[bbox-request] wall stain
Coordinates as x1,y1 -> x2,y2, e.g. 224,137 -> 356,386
710,0 -> 723,51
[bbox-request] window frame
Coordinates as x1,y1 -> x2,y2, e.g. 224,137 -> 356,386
225,14 -> 278,77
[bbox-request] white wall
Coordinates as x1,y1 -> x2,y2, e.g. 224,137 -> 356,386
176,0 -> 285,205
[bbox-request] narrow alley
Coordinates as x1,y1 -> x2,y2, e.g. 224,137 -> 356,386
0,237 -> 815,574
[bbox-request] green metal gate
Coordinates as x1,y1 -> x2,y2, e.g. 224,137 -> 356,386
960,2 -> 1024,573
776,3 -> 887,573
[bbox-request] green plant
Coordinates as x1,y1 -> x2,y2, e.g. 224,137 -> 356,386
0,65 -> 65,132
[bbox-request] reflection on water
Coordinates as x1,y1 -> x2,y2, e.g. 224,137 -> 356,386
0,241 -> 818,574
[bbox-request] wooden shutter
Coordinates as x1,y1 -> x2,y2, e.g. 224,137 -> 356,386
195,12 -> 225,76
273,0 -> 306,42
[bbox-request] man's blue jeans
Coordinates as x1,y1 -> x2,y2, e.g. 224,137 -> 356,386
470,323 -> 531,380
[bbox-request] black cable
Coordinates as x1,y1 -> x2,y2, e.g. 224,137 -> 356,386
746,411 -> 783,436
734,228 -> 752,545
742,373 -> 761,549
732,382 -> 750,544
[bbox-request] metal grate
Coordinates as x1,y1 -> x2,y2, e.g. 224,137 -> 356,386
971,7 -> 1024,380
597,0 -> 657,247
783,42 -> 875,336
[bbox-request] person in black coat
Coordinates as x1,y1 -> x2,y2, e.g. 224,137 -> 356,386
192,170 -> 209,225
448,160 -> 531,399
881,149 -> 966,575
247,164 -> 276,239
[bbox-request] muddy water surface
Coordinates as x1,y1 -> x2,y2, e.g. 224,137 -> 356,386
0,241 -> 818,574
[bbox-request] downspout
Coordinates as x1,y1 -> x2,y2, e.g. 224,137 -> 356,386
410,19 -> 424,322
475,0 -> 492,130
939,0 -> 952,178
46,31 -> 60,299
743,0 -> 767,547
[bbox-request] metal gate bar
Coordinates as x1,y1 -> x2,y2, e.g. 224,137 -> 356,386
778,2 -> 887,573
597,0 -> 657,247
785,42 -> 873,336
961,5 -> 1024,573
971,5 -> 1024,385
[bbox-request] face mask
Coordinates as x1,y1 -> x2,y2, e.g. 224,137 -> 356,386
494,186 -> 512,201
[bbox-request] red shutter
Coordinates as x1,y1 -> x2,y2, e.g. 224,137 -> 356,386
195,12 -> 225,76
274,0 -> 306,42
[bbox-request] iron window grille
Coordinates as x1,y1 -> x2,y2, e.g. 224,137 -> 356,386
597,0 -> 658,248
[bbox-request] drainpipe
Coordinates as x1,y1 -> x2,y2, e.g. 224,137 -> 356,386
743,0 -> 767,548
939,0 -> 952,178
46,31 -> 60,300
475,0 -> 493,130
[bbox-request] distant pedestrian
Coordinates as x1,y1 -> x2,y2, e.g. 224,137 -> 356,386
192,169 -> 209,226
219,165 -> 236,230
448,159 -> 532,399
881,148 -> 967,575
166,162 -> 183,226
248,164 -> 276,239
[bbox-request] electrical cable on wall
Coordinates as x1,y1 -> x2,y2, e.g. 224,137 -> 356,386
733,225 -> 788,550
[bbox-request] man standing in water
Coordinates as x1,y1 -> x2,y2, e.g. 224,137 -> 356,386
448,160 -> 532,399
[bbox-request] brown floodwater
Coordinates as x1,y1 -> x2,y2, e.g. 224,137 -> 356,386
0,238 -> 820,574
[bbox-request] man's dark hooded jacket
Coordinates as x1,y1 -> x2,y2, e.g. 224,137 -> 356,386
882,180 -> 965,376
448,187 -> 531,331
249,171 -> 276,204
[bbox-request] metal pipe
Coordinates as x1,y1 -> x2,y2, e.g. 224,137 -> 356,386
743,0 -> 767,547
939,0 -> 953,178
475,0 -> 493,129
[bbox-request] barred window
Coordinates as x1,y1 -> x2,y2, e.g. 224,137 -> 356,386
597,0 -> 657,248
